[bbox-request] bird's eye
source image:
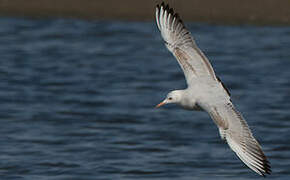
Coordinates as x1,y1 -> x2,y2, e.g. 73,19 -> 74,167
168,97 -> 172,100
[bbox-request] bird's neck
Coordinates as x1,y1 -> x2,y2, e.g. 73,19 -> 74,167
178,89 -> 199,110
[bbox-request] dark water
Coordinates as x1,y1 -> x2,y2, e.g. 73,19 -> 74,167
0,18 -> 290,180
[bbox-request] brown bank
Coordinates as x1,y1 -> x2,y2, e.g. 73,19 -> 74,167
0,0 -> 289,25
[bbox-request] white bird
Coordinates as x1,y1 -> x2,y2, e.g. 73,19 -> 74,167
155,2 -> 271,176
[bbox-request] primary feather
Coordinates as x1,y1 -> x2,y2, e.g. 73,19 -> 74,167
156,2 -> 218,86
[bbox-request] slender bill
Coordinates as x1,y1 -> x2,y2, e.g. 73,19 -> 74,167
155,101 -> 166,108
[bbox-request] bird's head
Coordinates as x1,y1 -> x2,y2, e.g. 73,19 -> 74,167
155,90 -> 183,108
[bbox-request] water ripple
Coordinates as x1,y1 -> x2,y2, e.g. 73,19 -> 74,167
0,18 -> 289,179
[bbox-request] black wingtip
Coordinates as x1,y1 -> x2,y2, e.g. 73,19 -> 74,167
156,4 -> 160,9
169,8 -> 174,14
261,156 -> 272,177
262,151 -> 271,175
156,1 -> 186,29
165,4 -> 169,11
174,13 -> 179,19
157,2 -> 166,11
158,2 -> 170,10
157,2 -> 175,16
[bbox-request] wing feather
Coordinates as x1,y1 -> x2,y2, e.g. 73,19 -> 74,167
156,3 -> 217,85
204,102 -> 271,176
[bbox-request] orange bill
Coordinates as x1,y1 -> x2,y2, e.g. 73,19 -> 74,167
155,101 -> 165,108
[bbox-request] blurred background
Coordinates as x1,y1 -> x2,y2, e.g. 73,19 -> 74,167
0,0 -> 290,180
1,0 -> 290,25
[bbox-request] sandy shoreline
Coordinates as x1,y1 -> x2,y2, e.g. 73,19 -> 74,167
0,0 -> 290,25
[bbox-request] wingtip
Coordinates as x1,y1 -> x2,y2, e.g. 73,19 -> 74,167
157,2 -> 175,15
259,149 -> 272,176
155,1 -> 191,49
263,161 -> 272,176
160,1 -> 165,8
157,2 -> 171,12
254,147 -> 272,177
156,2 -> 185,27
165,4 -> 169,11
156,4 -> 160,10
256,154 -> 272,177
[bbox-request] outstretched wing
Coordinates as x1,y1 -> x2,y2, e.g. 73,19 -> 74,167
204,101 -> 271,176
156,3 -> 218,86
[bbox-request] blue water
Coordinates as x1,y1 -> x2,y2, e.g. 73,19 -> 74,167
0,18 -> 290,179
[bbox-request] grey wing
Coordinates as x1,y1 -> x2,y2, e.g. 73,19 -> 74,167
156,3 -> 218,86
203,101 -> 271,176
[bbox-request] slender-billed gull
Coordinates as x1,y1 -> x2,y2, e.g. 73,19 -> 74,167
155,2 -> 271,176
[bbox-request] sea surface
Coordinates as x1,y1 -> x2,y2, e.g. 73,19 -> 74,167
0,18 -> 290,180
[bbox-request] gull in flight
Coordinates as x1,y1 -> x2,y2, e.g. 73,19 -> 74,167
155,2 -> 271,176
